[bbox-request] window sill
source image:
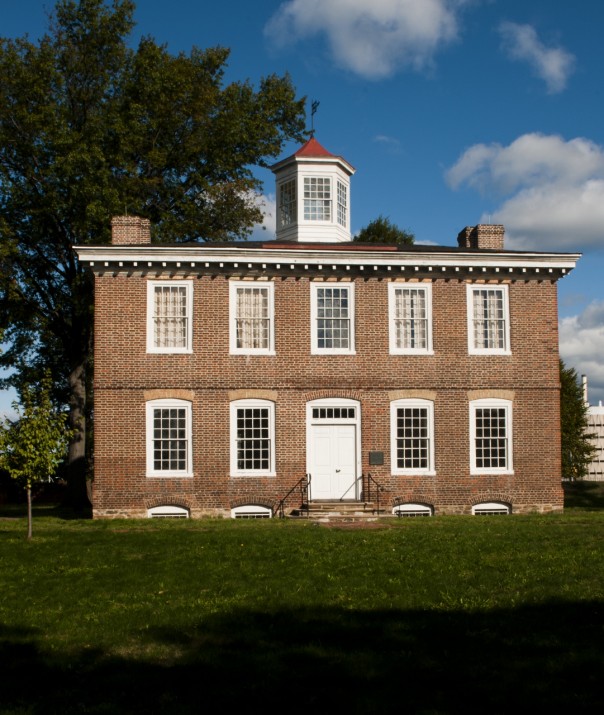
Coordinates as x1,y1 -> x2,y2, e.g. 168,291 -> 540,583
311,349 -> 357,356
146,473 -> 194,479
146,348 -> 193,355
471,469 -> 514,476
392,470 -> 436,477
390,349 -> 435,356
468,349 -> 512,356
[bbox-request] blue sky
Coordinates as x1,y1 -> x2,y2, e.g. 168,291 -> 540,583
2,0 -> 604,409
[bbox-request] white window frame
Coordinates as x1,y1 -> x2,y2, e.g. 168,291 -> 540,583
310,283 -> 355,355
336,180 -> 347,227
231,505 -> 272,519
229,281 -> 275,355
390,399 -> 436,476
148,505 -> 190,518
304,176 -> 332,222
470,398 -> 513,475
146,399 -> 193,478
467,284 -> 511,355
388,283 -> 433,355
230,399 -> 276,477
472,501 -> 511,516
278,178 -> 297,228
146,280 -> 193,354
392,503 -> 433,517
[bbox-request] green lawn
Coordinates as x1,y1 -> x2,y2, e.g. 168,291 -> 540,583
1,501 -> 603,713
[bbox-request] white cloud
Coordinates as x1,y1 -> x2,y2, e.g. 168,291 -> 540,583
446,133 -> 604,250
499,21 -> 575,94
560,301 -> 604,404
265,0 -> 466,79
251,193 -> 276,241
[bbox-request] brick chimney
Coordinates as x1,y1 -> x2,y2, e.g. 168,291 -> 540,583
111,216 -> 151,245
457,224 -> 504,250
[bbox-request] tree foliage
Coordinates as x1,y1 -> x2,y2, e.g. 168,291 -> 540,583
0,373 -> 71,539
560,360 -> 596,481
0,0 -> 306,502
354,215 -> 415,245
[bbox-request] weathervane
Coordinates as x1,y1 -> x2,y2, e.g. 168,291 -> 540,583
309,100 -> 320,137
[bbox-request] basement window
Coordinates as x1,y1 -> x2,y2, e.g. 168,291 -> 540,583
471,502 -> 511,516
392,503 -> 433,517
231,505 -> 272,519
148,505 -> 189,518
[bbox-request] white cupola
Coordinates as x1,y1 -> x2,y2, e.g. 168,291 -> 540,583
271,137 -> 355,243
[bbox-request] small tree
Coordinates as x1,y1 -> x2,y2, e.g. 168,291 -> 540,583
354,215 -> 415,245
560,359 -> 596,481
0,373 -> 71,539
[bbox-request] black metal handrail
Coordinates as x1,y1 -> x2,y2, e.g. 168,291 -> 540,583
365,472 -> 385,515
274,473 -> 311,518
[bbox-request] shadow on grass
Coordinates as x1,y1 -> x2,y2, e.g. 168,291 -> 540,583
564,480 -> 604,510
1,601 -> 602,714
0,502 -> 92,520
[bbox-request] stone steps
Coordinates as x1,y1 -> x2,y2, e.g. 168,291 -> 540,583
289,500 -> 390,522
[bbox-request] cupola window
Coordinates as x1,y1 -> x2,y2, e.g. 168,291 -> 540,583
304,177 -> 331,221
279,179 -> 296,228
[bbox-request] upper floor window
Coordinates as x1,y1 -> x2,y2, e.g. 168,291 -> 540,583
229,281 -> 275,355
390,399 -> 435,475
278,179 -> 296,228
304,177 -> 331,221
337,180 -> 347,227
146,399 -> 193,477
388,283 -> 433,354
147,281 -> 193,353
467,285 -> 510,354
311,283 -> 355,354
230,399 -> 276,477
470,399 -> 513,475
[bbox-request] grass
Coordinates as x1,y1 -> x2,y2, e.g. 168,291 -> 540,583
0,494 -> 603,713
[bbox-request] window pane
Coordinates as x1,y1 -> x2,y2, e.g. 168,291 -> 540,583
235,286 -> 270,350
473,289 -> 505,350
154,286 -> 188,349
153,407 -> 188,471
279,179 -> 297,227
316,287 -> 350,349
475,407 -> 508,469
394,288 -> 427,349
396,407 -> 429,470
236,407 -> 271,471
304,177 -> 331,221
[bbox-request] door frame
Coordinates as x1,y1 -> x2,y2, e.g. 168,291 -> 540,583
306,397 -> 362,500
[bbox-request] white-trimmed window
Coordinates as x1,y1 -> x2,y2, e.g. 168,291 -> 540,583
472,502 -> 511,516
146,399 -> 193,477
337,180 -> 347,227
148,505 -> 190,518
279,179 -> 296,228
304,176 -> 331,221
393,503 -> 433,517
311,283 -> 355,354
229,281 -> 275,355
390,399 -> 435,475
467,285 -> 510,354
231,505 -> 272,519
388,283 -> 433,354
470,399 -> 513,475
230,399 -> 276,477
147,281 -> 193,353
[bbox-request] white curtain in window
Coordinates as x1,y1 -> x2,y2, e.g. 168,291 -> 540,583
473,289 -> 504,349
154,286 -> 187,348
236,287 -> 269,349
395,288 -> 427,349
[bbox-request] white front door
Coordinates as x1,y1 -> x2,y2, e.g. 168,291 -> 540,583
309,423 -> 357,500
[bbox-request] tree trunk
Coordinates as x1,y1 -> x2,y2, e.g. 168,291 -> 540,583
27,484 -> 32,541
64,359 -> 91,509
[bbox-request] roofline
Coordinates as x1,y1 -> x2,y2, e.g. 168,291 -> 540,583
74,243 -> 580,277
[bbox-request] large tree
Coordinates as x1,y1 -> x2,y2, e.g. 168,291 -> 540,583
560,360 -> 596,481
354,215 -> 414,245
0,0 -> 306,504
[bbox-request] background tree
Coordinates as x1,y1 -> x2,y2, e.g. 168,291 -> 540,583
560,359 -> 596,481
0,0 -> 306,504
354,215 -> 415,245
0,373 -> 71,539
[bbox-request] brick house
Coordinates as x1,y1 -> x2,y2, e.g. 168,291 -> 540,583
76,138 -> 579,518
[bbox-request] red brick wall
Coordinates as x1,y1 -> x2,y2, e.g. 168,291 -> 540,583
92,273 -> 563,517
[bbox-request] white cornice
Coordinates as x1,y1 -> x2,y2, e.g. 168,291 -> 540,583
74,244 -> 581,275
